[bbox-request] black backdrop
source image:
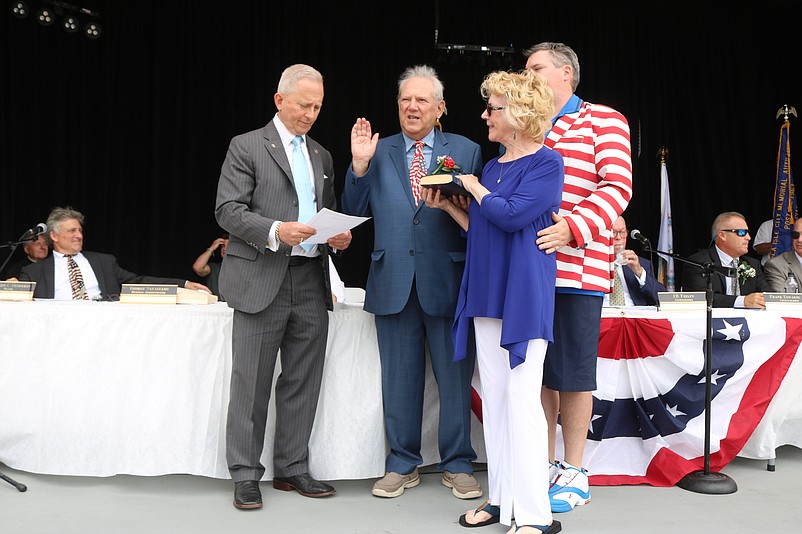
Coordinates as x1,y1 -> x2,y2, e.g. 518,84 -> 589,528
2,1 -> 800,288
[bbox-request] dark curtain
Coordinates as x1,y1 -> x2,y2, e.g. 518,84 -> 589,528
2,1 -> 800,289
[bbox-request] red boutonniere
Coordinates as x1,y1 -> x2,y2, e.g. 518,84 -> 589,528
433,155 -> 461,174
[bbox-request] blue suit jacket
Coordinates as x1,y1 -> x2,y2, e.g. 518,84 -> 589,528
341,129 -> 483,316
622,256 -> 665,306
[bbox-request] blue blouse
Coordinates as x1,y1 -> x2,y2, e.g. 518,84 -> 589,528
453,147 -> 564,368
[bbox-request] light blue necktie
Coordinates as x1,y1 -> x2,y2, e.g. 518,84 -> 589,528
291,135 -> 316,251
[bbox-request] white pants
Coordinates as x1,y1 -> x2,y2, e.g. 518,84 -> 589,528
474,317 -> 552,527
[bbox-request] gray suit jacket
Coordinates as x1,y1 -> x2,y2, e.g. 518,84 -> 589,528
20,251 -> 186,299
763,250 -> 802,292
215,120 -> 336,314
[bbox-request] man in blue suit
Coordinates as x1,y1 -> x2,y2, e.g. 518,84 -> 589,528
342,65 -> 484,500
604,216 -> 665,307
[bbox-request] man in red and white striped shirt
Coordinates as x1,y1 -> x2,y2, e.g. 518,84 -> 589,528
526,42 -> 633,515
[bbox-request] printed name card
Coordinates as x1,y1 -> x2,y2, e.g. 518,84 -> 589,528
764,292 -> 802,312
0,281 -> 36,301
657,291 -> 706,312
119,284 -> 178,305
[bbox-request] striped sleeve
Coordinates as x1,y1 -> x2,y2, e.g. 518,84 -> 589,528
546,102 -> 633,292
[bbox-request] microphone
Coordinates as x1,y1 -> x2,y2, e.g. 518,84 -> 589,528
630,229 -> 651,246
20,223 -> 47,240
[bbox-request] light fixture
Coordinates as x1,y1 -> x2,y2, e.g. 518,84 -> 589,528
36,7 -> 54,25
84,20 -> 101,39
14,1 -> 103,39
62,14 -> 79,33
11,1 -> 29,18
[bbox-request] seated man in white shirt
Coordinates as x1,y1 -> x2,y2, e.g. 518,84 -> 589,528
763,218 -> 802,292
682,211 -> 767,308
20,206 -> 209,300
753,218 -> 773,266
604,216 -> 665,307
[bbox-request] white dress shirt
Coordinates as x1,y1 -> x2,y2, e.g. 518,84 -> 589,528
53,251 -> 101,301
715,246 -> 746,308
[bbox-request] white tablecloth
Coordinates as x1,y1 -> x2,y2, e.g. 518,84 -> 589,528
0,299 -> 486,480
2,301 -> 798,482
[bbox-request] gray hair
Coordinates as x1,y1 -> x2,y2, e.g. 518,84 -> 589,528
712,211 -> 747,237
397,65 -> 444,103
523,42 -> 580,92
46,206 -> 84,245
277,64 -> 323,94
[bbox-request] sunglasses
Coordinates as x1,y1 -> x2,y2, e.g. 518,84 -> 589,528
485,104 -> 505,114
792,231 -> 801,239
721,228 -> 749,237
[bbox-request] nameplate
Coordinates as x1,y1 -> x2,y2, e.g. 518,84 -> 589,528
764,292 -> 802,312
119,284 -> 178,305
657,291 -> 706,312
0,281 -> 36,301
176,287 -> 218,305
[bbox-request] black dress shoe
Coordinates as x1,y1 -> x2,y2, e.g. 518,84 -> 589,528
272,473 -> 336,497
233,480 -> 262,509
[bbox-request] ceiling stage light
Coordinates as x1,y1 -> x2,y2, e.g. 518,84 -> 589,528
84,21 -> 101,39
11,1 -> 29,18
62,14 -> 79,33
36,7 -> 54,25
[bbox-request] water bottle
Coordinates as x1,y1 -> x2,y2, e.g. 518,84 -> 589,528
784,272 -> 799,293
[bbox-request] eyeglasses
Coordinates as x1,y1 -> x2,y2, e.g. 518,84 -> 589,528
485,103 -> 505,114
792,231 -> 801,239
611,230 -> 628,237
721,228 -> 749,237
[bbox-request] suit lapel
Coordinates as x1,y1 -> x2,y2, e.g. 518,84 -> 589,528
307,137 -> 326,211
263,122 -> 294,188
789,253 -> 802,285
706,247 -> 729,293
84,252 -> 106,296
389,135 -> 418,209
41,256 -> 56,298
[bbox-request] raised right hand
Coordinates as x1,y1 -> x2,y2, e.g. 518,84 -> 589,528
350,117 -> 379,175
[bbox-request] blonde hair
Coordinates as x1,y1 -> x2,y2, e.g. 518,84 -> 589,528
480,69 -> 554,142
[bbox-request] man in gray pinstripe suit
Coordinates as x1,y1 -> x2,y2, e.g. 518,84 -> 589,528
215,64 -> 352,510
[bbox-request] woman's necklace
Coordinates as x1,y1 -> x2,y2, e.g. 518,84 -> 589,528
497,158 -> 518,183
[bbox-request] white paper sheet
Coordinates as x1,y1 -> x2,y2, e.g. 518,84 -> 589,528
304,208 -> 370,244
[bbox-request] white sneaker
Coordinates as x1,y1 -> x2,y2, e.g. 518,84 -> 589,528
548,462 -> 590,513
548,460 -> 562,484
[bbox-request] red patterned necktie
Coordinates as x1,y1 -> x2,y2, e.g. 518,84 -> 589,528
409,140 -> 426,205
65,254 -> 88,300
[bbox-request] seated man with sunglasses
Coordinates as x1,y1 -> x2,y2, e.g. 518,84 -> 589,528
682,211 -> 767,308
763,219 -> 802,292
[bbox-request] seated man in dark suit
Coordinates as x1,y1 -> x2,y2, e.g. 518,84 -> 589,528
3,234 -> 50,280
682,211 -> 767,308
763,218 -> 802,292
604,216 -> 666,307
20,206 -> 209,300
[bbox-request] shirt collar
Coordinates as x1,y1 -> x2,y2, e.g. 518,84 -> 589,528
403,129 -> 436,152
53,250 -> 82,260
553,93 -> 583,123
273,114 -> 302,148
715,245 -> 738,266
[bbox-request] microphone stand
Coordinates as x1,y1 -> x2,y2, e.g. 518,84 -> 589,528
641,242 -> 738,495
0,468 -> 27,492
0,235 -> 36,278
